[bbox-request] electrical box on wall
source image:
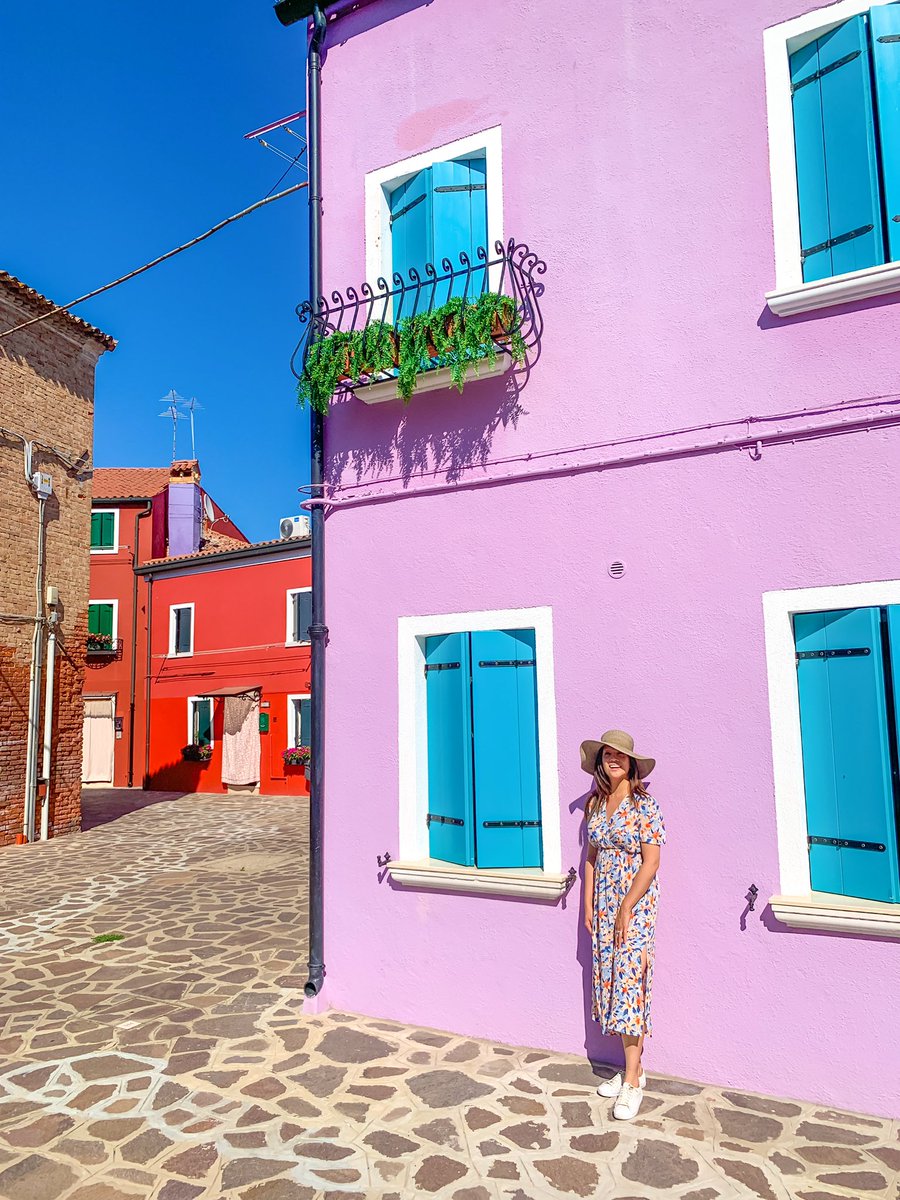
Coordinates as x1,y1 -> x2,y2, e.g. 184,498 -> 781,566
259,713 -> 270,733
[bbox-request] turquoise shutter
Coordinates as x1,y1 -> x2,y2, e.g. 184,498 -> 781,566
390,168 -> 433,295
470,629 -> 542,869
432,157 -> 488,302
194,699 -> 212,746
790,15 -> 884,282
424,633 -> 475,865
300,697 -> 311,745
794,608 -> 900,903
870,5 -> 900,262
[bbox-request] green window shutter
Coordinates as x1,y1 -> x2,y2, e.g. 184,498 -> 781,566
193,699 -> 212,746
91,512 -> 115,549
88,604 -> 113,636
174,607 -> 192,654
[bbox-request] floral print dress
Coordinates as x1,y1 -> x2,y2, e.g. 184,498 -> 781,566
588,793 -> 666,1037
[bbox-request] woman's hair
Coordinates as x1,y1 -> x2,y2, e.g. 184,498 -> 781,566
586,748 -> 648,819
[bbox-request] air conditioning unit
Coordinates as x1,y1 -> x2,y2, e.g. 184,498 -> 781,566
279,514 -> 310,541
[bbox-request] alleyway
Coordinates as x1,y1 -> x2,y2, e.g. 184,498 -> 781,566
0,791 -> 896,1199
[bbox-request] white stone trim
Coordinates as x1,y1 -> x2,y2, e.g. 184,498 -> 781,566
763,0 -> 900,314
397,605 -> 561,876
286,587 -> 312,646
168,602 -> 195,657
88,598 -> 118,642
770,891 -> 900,937
90,508 -> 119,555
287,692 -> 311,748
187,695 -> 214,748
385,859 -> 572,902
353,356 -> 510,405
365,126 -> 504,292
762,578 -> 900,929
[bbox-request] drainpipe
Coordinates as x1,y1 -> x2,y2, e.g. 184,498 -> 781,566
143,573 -> 154,789
304,2 -> 329,998
39,599 -> 59,841
23,496 -> 47,843
127,501 -> 153,787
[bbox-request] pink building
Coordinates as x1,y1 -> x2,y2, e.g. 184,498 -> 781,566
294,0 -> 900,1116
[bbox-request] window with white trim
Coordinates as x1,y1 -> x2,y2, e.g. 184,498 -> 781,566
169,604 -> 194,657
286,589 -> 312,645
187,696 -> 213,747
396,607 -> 563,887
765,0 -> 900,314
87,600 -> 118,650
90,509 -> 118,553
365,127 -> 503,290
287,694 -> 311,749
764,581 -> 900,933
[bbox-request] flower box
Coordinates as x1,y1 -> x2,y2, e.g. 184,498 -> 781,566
86,633 -> 114,652
283,745 -> 311,768
182,744 -> 212,763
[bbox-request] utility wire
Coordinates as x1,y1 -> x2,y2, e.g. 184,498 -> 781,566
0,182 -> 308,341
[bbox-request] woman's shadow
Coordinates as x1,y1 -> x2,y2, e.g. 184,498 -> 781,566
571,788 -> 626,1079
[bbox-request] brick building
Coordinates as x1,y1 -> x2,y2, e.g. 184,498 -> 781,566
0,271 -> 115,846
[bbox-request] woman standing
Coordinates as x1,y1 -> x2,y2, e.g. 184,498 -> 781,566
582,730 -> 666,1121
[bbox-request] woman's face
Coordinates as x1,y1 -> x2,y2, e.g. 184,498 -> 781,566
601,745 -> 631,781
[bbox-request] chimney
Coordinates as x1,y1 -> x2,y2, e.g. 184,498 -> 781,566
167,460 -> 202,557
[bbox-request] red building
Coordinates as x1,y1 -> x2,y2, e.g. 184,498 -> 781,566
86,461 -> 311,795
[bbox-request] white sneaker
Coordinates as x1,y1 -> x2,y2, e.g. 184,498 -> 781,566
596,1070 -> 645,1097
613,1081 -> 644,1120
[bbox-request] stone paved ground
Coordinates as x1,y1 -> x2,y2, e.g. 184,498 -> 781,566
0,791 -> 898,1200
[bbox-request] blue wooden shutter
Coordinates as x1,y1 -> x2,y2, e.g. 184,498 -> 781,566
790,15 -> 884,282
794,608 -> 900,903
300,697 -> 311,746
870,4 -> 900,262
390,168 -> 433,300
470,629 -> 542,869
432,157 -> 488,303
424,633 -> 475,865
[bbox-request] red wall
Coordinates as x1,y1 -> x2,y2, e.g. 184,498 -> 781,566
145,550 -> 311,795
84,499 -> 158,788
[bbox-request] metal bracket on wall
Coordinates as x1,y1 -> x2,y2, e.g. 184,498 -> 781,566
376,851 -> 392,868
426,813 -> 464,827
796,647 -> 870,662
808,836 -> 885,852
563,867 -> 577,893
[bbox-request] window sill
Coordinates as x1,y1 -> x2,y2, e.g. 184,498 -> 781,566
284,640 -> 311,648
90,548 -> 118,555
769,891 -> 900,938
353,356 -> 510,406
385,858 -> 573,902
766,260 -> 900,317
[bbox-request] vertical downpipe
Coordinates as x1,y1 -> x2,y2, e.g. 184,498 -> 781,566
305,2 -> 328,998
40,617 -> 57,840
143,574 -> 154,789
128,502 -> 153,788
23,497 -> 47,843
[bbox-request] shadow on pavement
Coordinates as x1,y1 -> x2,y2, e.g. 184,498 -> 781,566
81,787 -> 193,831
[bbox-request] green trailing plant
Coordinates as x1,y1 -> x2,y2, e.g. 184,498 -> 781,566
92,932 -> 124,944
297,293 -> 525,410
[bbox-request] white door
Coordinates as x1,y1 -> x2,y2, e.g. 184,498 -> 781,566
83,697 -> 115,783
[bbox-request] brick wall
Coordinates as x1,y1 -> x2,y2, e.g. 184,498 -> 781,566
0,285 -> 111,845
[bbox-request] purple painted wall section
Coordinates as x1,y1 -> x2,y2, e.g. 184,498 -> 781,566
167,483 -> 201,558
313,0 -> 900,1115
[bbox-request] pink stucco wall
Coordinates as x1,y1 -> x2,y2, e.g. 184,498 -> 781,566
312,0 -> 900,1115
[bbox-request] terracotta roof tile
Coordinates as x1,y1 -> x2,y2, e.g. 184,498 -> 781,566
0,271 -> 116,350
200,529 -> 251,554
92,467 -> 172,500
143,537 -> 305,567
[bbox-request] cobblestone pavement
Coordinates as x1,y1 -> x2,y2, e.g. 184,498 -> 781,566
0,790 -> 897,1200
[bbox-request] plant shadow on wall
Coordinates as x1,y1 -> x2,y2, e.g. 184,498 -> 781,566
293,240 -> 546,490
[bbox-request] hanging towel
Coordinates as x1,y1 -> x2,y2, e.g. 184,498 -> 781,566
221,692 -> 260,787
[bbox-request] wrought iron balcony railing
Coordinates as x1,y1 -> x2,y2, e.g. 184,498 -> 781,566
291,239 -> 546,407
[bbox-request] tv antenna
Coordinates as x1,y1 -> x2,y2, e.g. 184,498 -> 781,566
158,389 -> 188,462
183,396 -> 203,460
244,110 -> 308,176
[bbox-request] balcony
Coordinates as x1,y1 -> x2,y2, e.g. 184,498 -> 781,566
291,239 -> 546,410
86,635 -> 123,663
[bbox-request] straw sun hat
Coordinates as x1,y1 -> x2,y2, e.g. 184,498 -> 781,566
579,729 -> 656,780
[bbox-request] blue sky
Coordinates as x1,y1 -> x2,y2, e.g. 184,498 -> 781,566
4,2 -> 311,543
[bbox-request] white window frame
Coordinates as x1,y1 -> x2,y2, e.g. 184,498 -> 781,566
187,695 -> 214,748
90,508 -> 119,555
88,599 -> 118,642
763,578 -> 900,937
168,603 -> 195,657
365,125 -> 504,292
287,693 -> 311,748
389,605 -> 569,901
764,0 -> 900,316
286,588 -> 312,647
